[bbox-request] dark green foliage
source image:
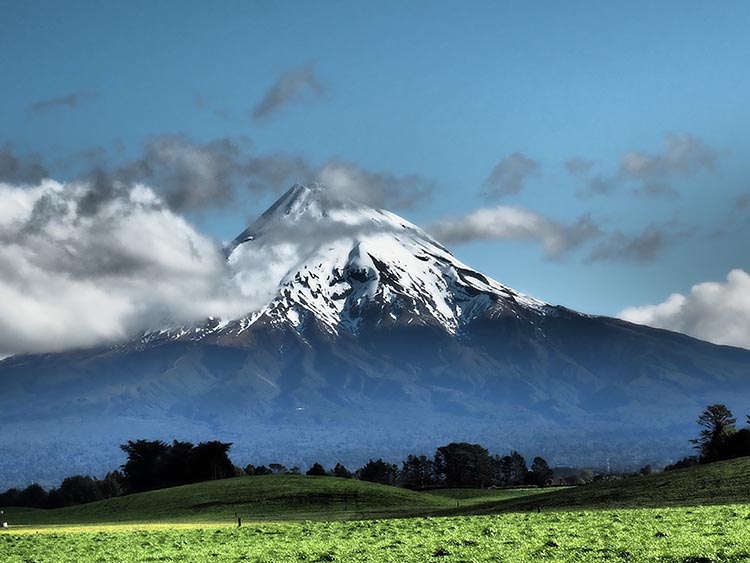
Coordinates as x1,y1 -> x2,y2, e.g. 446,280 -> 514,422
190,441 -> 234,482
716,428 -> 750,461
306,463 -> 328,476
18,483 -> 47,508
529,456 -> 553,486
400,454 -> 435,490
492,450 -> 528,486
332,463 -> 353,479
51,476 -> 104,507
119,439 -> 170,493
691,404 -> 737,462
357,459 -> 398,485
119,438 -> 234,493
269,463 -> 287,475
435,443 -> 493,488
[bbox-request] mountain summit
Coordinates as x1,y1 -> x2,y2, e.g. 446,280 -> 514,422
223,184 -> 545,338
1,184 -> 750,488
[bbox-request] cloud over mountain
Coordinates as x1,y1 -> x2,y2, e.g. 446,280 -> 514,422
0,180 -> 248,357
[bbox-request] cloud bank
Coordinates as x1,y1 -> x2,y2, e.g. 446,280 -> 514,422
65,135 -> 432,214
619,269 -> 750,349
0,180 -> 249,357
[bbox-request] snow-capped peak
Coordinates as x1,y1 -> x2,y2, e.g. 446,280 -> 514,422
221,184 -> 546,338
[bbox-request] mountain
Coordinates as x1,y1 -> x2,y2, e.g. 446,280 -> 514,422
1,184 -> 749,489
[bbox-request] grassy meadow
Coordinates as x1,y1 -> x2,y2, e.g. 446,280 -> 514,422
3,458 -> 750,562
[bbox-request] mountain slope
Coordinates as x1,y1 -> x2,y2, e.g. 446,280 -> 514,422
1,184 -> 749,489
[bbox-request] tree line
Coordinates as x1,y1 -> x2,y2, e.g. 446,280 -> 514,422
3,403 -> 746,510
0,440 -> 551,509
296,444 -> 553,490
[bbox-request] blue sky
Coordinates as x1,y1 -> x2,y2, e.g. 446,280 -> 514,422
1,0 -> 749,327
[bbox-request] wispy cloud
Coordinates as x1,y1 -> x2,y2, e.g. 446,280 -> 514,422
252,63 -> 325,120
565,133 -> 720,198
29,91 -> 97,115
586,222 -> 688,263
619,133 -> 717,181
482,153 -> 538,200
428,206 -> 600,260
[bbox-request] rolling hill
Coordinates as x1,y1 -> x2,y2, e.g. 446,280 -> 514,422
5,458 -> 750,527
452,456 -> 750,515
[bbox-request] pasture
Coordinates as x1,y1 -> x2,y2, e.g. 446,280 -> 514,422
3,459 -> 750,562
3,505 -> 750,562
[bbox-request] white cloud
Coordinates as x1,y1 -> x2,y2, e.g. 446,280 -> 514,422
0,180 -> 250,357
619,269 -> 750,349
428,206 -> 599,259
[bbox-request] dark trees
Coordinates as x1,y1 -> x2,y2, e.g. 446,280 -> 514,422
691,404 -> 737,462
332,463 -> 353,479
53,475 -> 104,507
190,441 -> 234,482
434,443 -> 492,488
18,484 -> 47,508
529,456 -> 553,486
120,439 -> 234,493
400,454 -> 435,490
357,459 -> 398,485
120,440 -> 170,493
492,451 -> 528,486
306,462 -> 328,476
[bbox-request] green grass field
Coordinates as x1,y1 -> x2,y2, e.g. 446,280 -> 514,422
2,458 -> 750,562
3,506 -> 750,562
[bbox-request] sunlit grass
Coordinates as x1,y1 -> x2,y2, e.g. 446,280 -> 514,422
3,505 -> 750,562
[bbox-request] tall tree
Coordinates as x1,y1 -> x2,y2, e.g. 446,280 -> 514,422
190,441 -> 234,482
434,443 -> 492,488
120,440 -> 170,493
529,456 -> 552,487
400,454 -> 435,490
306,462 -> 328,476
691,404 -> 737,462
332,463 -> 353,479
357,459 -> 398,485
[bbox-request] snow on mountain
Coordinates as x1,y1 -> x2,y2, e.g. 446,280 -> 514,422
219,184 -> 547,338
